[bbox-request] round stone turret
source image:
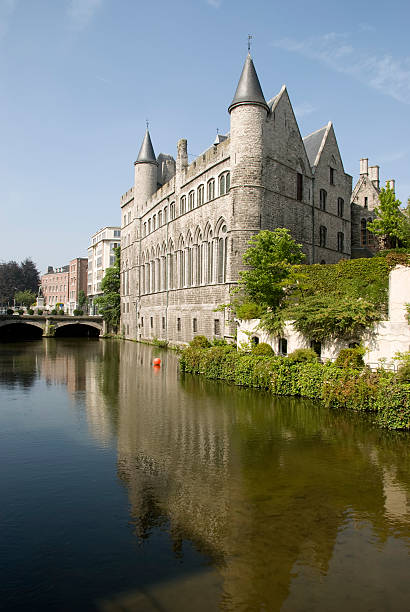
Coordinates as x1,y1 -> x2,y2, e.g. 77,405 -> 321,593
134,128 -> 158,214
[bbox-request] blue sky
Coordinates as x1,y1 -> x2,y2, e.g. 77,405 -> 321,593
1,0 -> 409,274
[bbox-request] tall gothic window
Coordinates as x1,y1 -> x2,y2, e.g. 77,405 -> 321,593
296,173 -> 303,201
188,191 -> 195,210
319,189 -> 327,211
170,202 -> 175,220
217,224 -> 227,283
337,197 -> 344,218
337,231 -> 344,253
361,219 -> 367,245
197,184 -> 204,206
180,196 -> 186,215
207,179 -> 215,201
319,225 -> 327,248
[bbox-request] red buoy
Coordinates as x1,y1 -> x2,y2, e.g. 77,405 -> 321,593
153,358 -> 161,366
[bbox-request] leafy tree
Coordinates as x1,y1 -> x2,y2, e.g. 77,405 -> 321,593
78,289 -> 87,311
0,258 -> 40,304
94,247 -> 121,332
368,186 -> 410,249
14,290 -> 36,308
238,229 -> 305,310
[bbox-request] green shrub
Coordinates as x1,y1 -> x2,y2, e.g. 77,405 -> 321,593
152,337 -> 169,348
189,335 -> 211,348
27,309 -> 34,315
18,309 -> 24,315
287,348 -> 318,364
73,309 -> 84,316
37,309 -> 43,315
58,310 -> 65,315
334,347 -> 365,370
6,308 -> 13,315
51,309 -> 57,315
212,338 -> 229,346
251,342 -> 274,356
396,352 -> 410,383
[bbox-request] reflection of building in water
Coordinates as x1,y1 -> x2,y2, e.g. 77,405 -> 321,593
115,343 -> 410,611
38,340 -> 118,444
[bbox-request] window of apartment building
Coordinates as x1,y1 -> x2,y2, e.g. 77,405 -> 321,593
188,191 -> 195,210
207,179 -> 215,201
150,317 -> 153,329
319,225 -> 327,248
214,319 -> 221,336
197,184 -> 204,206
114,230 -> 120,237
110,256 -> 115,266
361,219 -> 367,245
96,257 -> 102,268
170,202 -> 175,220
193,318 -> 197,333
162,316 -> 166,330
337,197 -> 344,218
337,231 -> 344,253
158,211 -> 162,226
279,337 -> 288,355
177,317 -> 181,332
180,196 -> 186,215
319,189 -> 327,211
296,173 -> 303,201
330,167 -> 335,185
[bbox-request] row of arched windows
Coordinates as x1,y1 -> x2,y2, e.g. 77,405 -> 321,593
142,171 -> 230,238
140,221 -> 228,294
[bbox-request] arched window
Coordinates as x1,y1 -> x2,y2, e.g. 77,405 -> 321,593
217,223 -> 227,283
219,173 -> 226,196
186,234 -> 193,286
368,219 -> 374,246
207,179 -> 215,201
168,241 -> 174,290
337,197 -> 344,218
361,219 -> 367,246
158,211 -> 162,226
170,202 -> 175,220
319,189 -> 327,211
196,232 -> 203,285
188,191 -> 195,210
180,196 -> 186,215
143,222 -> 147,236
319,225 -> 327,248
153,215 -> 156,230
148,219 -> 151,233
197,184 -> 204,206
178,238 -> 185,288
206,230 -> 213,283
163,206 -> 168,223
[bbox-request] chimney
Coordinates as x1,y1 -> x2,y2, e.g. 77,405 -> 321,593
360,158 -> 368,175
386,179 -> 395,192
47,266 -> 54,274
369,165 -> 380,190
176,139 -> 188,173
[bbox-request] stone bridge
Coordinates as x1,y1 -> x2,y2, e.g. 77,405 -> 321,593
0,315 -> 105,340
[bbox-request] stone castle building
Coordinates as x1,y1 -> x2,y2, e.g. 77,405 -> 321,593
119,54 -> 388,344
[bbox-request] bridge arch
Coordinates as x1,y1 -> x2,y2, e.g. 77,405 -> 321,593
0,321 -> 44,341
53,322 -> 101,338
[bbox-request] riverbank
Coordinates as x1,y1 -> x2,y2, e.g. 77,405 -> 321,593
180,345 -> 410,430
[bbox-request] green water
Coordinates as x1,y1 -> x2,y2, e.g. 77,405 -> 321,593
0,339 -> 409,611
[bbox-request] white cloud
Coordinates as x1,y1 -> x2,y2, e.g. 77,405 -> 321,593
273,33 -> 410,105
293,102 -> 317,118
0,0 -> 17,38
207,0 -> 221,7
67,0 -> 103,30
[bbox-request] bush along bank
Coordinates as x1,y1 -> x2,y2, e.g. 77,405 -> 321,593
179,344 -> 410,430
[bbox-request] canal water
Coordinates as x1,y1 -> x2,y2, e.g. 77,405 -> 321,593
1,339 -> 409,611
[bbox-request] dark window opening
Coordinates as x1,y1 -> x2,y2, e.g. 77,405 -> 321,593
297,173 -> 303,201
150,317 -> 153,329
364,197 -> 368,208
279,337 -> 287,355
319,225 -> 327,248
251,336 -> 259,345
337,232 -> 344,253
319,189 -> 327,211
330,167 -> 335,185
310,340 -> 321,358
361,219 -> 367,246
214,319 -> 220,336
337,197 -> 344,218
193,318 -> 197,333
162,316 -> 166,330
177,317 -> 181,332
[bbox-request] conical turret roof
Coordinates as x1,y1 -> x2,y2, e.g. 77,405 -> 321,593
228,54 -> 268,114
136,129 -> 157,164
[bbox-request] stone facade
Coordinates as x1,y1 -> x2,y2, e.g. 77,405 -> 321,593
87,226 -> 121,313
119,54 -> 356,344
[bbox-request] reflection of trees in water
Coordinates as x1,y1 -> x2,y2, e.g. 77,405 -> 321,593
117,346 -> 410,612
0,344 -> 39,390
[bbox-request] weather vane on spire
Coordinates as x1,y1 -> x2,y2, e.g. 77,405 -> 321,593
146,119 -> 149,130
248,34 -> 252,53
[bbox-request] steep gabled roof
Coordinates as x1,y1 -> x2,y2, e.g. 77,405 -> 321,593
303,124 -> 330,168
136,129 -> 156,164
228,54 -> 268,113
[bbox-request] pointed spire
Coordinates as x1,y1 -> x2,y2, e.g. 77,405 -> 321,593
228,54 -> 268,114
136,128 -> 157,164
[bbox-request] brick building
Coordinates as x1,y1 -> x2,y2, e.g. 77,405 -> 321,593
118,53 -> 389,344
41,266 -> 69,310
68,257 -> 88,314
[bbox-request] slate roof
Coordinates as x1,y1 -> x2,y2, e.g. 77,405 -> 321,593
136,129 -> 156,163
228,54 -> 268,113
303,125 -> 328,168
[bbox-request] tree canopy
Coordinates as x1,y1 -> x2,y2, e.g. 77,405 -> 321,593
14,290 -> 36,308
94,247 -> 121,331
0,258 -> 40,305
238,229 -> 305,310
368,186 -> 410,249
